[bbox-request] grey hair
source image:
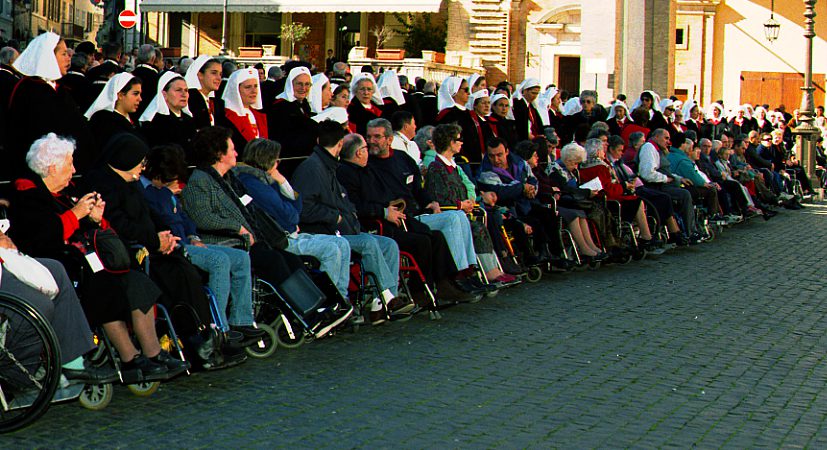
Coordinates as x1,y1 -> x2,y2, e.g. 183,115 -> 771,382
177,57 -> 193,75
423,81 -> 436,94
0,46 -> 17,65
629,131 -> 645,146
26,133 -> 75,177
340,133 -> 365,161
333,62 -> 348,77
414,125 -> 435,151
137,44 -> 155,64
584,138 -> 604,159
560,142 -> 586,164
712,140 -> 723,152
366,118 -> 393,138
267,66 -> 283,80
579,89 -> 598,102
398,74 -> 409,88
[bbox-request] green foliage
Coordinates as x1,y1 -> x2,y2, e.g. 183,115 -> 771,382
392,13 -> 447,58
280,23 -> 312,54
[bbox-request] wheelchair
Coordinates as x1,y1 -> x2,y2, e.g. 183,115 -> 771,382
605,199 -> 651,263
0,292 -> 116,433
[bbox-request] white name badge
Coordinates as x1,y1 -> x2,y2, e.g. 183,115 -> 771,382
85,252 -> 105,273
406,175 -> 414,184
240,194 -> 253,206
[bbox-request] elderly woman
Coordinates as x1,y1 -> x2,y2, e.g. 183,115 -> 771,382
233,138 -> 352,300
141,145 -> 264,345
185,56 -> 223,129
578,138 -> 656,249
85,72 -> 144,155
219,67 -> 267,159
511,78 -> 545,142
424,123 -> 517,285
565,90 -> 606,138
267,66 -> 318,167
5,32 -> 94,178
347,72 -> 383,136
82,132 -> 217,366
9,133 -> 187,378
139,71 -> 197,150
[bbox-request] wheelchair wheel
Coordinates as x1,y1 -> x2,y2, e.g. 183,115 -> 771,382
127,381 -> 160,397
0,293 -> 61,434
244,323 -> 278,359
525,266 -> 543,283
78,383 -> 113,410
632,248 -> 647,261
274,316 -> 305,349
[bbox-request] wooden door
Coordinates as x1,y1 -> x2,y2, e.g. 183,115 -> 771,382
557,56 -> 580,96
741,71 -> 825,109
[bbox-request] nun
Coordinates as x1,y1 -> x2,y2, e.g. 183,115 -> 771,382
377,69 -> 406,119
463,88 -> 494,165
266,66 -> 318,170
139,71 -> 197,150
219,67 -> 268,159
487,92 -> 518,150
346,72 -> 384,136
630,90 -> 667,131
539,86 -> 563,131
6,32 -> 94,177
467,73 -> 488,93
308,72 -> 332,115
511,78 -> 545,142
85,72 -> 144,155
682,100 -> 704,135
185,55 -> 223,129
702,102 -> 728,140
606,101 -> 633,137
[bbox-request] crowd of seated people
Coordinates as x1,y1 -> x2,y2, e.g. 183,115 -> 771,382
0,32 -> 815,399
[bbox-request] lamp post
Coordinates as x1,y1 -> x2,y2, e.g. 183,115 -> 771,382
792,0 -> 819,194
219,0 -> 228,55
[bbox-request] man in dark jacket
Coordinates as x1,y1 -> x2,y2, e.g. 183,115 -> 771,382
337,132 -> 477,303
291,120 -> 413,324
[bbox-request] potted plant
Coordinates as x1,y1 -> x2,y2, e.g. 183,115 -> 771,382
280,23 -> 312,57
372,25 -> 405,60
393,13 -> 446,61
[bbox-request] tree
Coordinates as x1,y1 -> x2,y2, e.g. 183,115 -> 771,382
280,23 -> 311,56
370,25 -> 397,49
392,13 -> 447,58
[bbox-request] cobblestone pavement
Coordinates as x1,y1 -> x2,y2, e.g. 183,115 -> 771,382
7,204 -> 827,448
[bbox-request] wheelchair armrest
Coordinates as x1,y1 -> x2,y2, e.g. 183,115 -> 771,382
359,218 -> 384,236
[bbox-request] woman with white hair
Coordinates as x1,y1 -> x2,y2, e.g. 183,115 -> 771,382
346,71 -> 383,136
6,32 -> 95,177
140,71 -> 197,149
512,78 -> 545,142
266,66 -> 318,167
219,67 -> 267,159
10,133 -> 188,379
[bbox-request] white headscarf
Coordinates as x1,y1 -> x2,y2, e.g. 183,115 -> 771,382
437,76 -> 465,111
513,78 -> 546,124
562,97 -> 582,116
706,102 -> 724,119
631,90 -> 663,112
536,86 -> 558,125
349,72 -> 383,105
606,101 -> 633,122
659,98 -> 675,112
754,106 -> 768,121
277,66 -> 312,103
184,55 -> 216,97
139,71 -> 192,122
223,68 -> 262,115
378,69 -> 406,106
13,32 -> 63,81
681,100 -> 699,123
85,73 -> 136,119
467,73 -> 482,91
312,106 -> 349,124
465,88 -> 489,111
308,73 -> 329,113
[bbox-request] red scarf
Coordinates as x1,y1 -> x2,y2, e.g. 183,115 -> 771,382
225,108 -> 268,141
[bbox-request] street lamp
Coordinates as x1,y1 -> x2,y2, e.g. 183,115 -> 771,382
219,0 -> 228,55
792,0 -> 820,192
764,0 -> 781,43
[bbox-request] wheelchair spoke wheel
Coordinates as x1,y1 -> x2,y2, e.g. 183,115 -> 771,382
244,323 -> 278,359
127,381 -> 160,397
275,316 -> 305,349
79,383 -> 113,410
0,293 -> 62,434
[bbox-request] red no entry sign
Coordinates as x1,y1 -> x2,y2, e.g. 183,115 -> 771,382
118,10 -> 137,29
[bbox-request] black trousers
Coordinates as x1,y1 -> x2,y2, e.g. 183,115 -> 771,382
380,217 -> 458,286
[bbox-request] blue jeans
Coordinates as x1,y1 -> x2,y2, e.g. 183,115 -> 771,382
286,233 -> 350,298
186,244 -> 254,327
342,233 -> 399,296
417,210 -> 476,271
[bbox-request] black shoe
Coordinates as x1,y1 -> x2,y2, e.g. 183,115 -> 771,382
437,279 -> 480,303
150,350 -> 190,374
121,354 -> 167,377
454,277 -> 489,294
230,325 -> 267,341
63,360 -> 119,384
689,233 -> 704,245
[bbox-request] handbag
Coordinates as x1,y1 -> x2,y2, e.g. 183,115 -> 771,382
73,228 -> 131,273
0,248 -> 59,300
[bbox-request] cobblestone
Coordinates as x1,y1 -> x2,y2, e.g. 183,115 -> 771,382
6,204 -> 827,447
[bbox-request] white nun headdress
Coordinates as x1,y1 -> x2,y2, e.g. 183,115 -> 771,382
308,73 -> 329,113
378,69 -> 406,106
706,102 -> 724,119
562,97 -> 582,116
312,106 -> 349,124
349,72 -> 383,105
85,73 -> 136,119
630,90 -> 663,112
437,76 -> 465,111
223,68 -> 262,115
277,66 -> 312,103
14,32 -> 63,81
606,101 -> 633,122
681,100 -> 699,123
184,55 -> 216,97
465,88 -> 490,110
139,71 -> 192,122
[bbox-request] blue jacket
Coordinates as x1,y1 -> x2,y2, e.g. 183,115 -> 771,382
234,164 -> 302,234
142,180 -> 198,245
667,147 -> 707,187
477,152 -> 537,217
